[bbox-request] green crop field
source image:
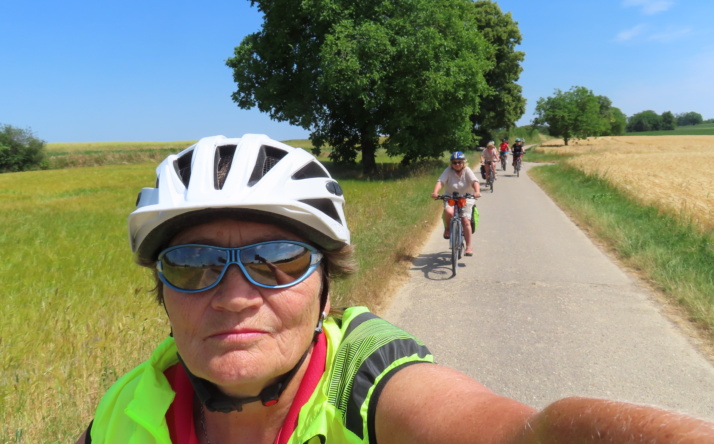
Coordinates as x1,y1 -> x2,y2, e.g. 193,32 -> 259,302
622,123 -> 714,136
45,140 -> 199,154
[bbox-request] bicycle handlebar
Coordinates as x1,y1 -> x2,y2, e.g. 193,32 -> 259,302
435,193 -> 476,200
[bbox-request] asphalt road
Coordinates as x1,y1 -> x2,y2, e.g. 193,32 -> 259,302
381,160 -> 714,421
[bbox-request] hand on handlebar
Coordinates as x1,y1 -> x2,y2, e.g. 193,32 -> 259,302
435,193 -> 476,200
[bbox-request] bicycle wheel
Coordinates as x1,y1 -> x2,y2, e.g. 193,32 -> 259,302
490,170 -> 495,192
450,218 -> 461,276
456,214 -> 464,260
501,157 -> 506,171
516,158 -> 521,177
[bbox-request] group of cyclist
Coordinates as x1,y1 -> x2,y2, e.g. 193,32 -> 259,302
431,137 -> 526,259
481,137 -> 525,182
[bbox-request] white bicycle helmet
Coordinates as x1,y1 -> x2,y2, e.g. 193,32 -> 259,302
128,134 -> 350,265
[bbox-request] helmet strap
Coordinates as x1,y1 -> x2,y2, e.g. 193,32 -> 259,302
178,348 -> 310,413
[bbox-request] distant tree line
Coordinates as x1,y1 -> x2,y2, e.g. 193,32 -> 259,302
532,85 -> 711,144
626,111 -> 704,132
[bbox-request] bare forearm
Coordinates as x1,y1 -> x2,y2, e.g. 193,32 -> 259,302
516,397 -> 714,443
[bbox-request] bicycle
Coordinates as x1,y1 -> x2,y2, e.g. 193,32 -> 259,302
513,152 -> 524,177
485,161 -> 495,193
436,192 -> 475,276
500,152 -> 508,171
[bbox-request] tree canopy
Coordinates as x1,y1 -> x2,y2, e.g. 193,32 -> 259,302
469,1 -> 526,146
533,86 -> 624,145
227,0 -> 511,171
661,111 -> 676,130
0,124 -> 46,173
676,111 -> 703,126
596,96 -> 627,136
626,110 -> 662,132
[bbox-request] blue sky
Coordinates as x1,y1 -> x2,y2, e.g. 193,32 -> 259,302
1,0 -> 712,143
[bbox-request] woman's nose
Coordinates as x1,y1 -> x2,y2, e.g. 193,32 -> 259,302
209,264 -> 263,312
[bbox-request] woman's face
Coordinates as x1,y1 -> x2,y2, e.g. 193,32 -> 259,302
451,159 -> 465,171
163,219 -> 326,396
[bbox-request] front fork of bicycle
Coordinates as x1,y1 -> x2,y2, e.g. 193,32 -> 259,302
450,211 -> 463,248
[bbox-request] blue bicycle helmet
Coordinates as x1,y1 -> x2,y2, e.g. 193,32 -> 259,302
450,151 -> 466,161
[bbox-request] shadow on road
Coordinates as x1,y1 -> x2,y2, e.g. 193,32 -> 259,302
410,251 -> 466,280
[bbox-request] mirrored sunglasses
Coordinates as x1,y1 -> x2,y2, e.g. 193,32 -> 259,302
157,240 -> 323,293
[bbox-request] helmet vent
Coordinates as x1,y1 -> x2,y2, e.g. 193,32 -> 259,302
299,199 -> 342,224
248,145 -> 288,186
292,161 -> 329,180
214,144 -> 237,189
174,150 -> 194,188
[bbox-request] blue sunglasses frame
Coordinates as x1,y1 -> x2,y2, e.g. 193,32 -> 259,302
157,240 -> 323,293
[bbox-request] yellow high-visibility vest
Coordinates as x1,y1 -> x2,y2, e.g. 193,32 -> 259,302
89,307 -> 433,443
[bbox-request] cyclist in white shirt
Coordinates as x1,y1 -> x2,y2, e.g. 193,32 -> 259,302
481,141 -> 499,181
430,151 -> 481,256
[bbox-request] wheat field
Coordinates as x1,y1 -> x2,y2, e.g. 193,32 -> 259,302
537,136 -> 714,231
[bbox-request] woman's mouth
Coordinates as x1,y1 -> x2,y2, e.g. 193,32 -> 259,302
209,328 -> 268,344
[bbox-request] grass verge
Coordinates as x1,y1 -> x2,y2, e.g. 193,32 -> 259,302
529,163 -> 714,342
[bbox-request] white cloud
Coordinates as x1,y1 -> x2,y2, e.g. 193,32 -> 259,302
648,26 -> 692,43
615,24 -> 691,44
622,0 -> 675,15
615,24 -> 647,42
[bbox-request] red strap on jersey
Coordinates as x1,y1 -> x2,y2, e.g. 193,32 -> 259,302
275,331 -> 326,444
165,362 -> 199,444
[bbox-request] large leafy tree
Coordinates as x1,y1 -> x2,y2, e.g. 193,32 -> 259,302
469,1 -> 526,146
227,0 -> 494,172
533,86 -> 603,145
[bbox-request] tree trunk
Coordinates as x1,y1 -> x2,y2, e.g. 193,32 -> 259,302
361,135 -> 377,174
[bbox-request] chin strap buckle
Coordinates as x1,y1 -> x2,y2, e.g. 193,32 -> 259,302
314,311 -> 327,336
178,345 -> 312,413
